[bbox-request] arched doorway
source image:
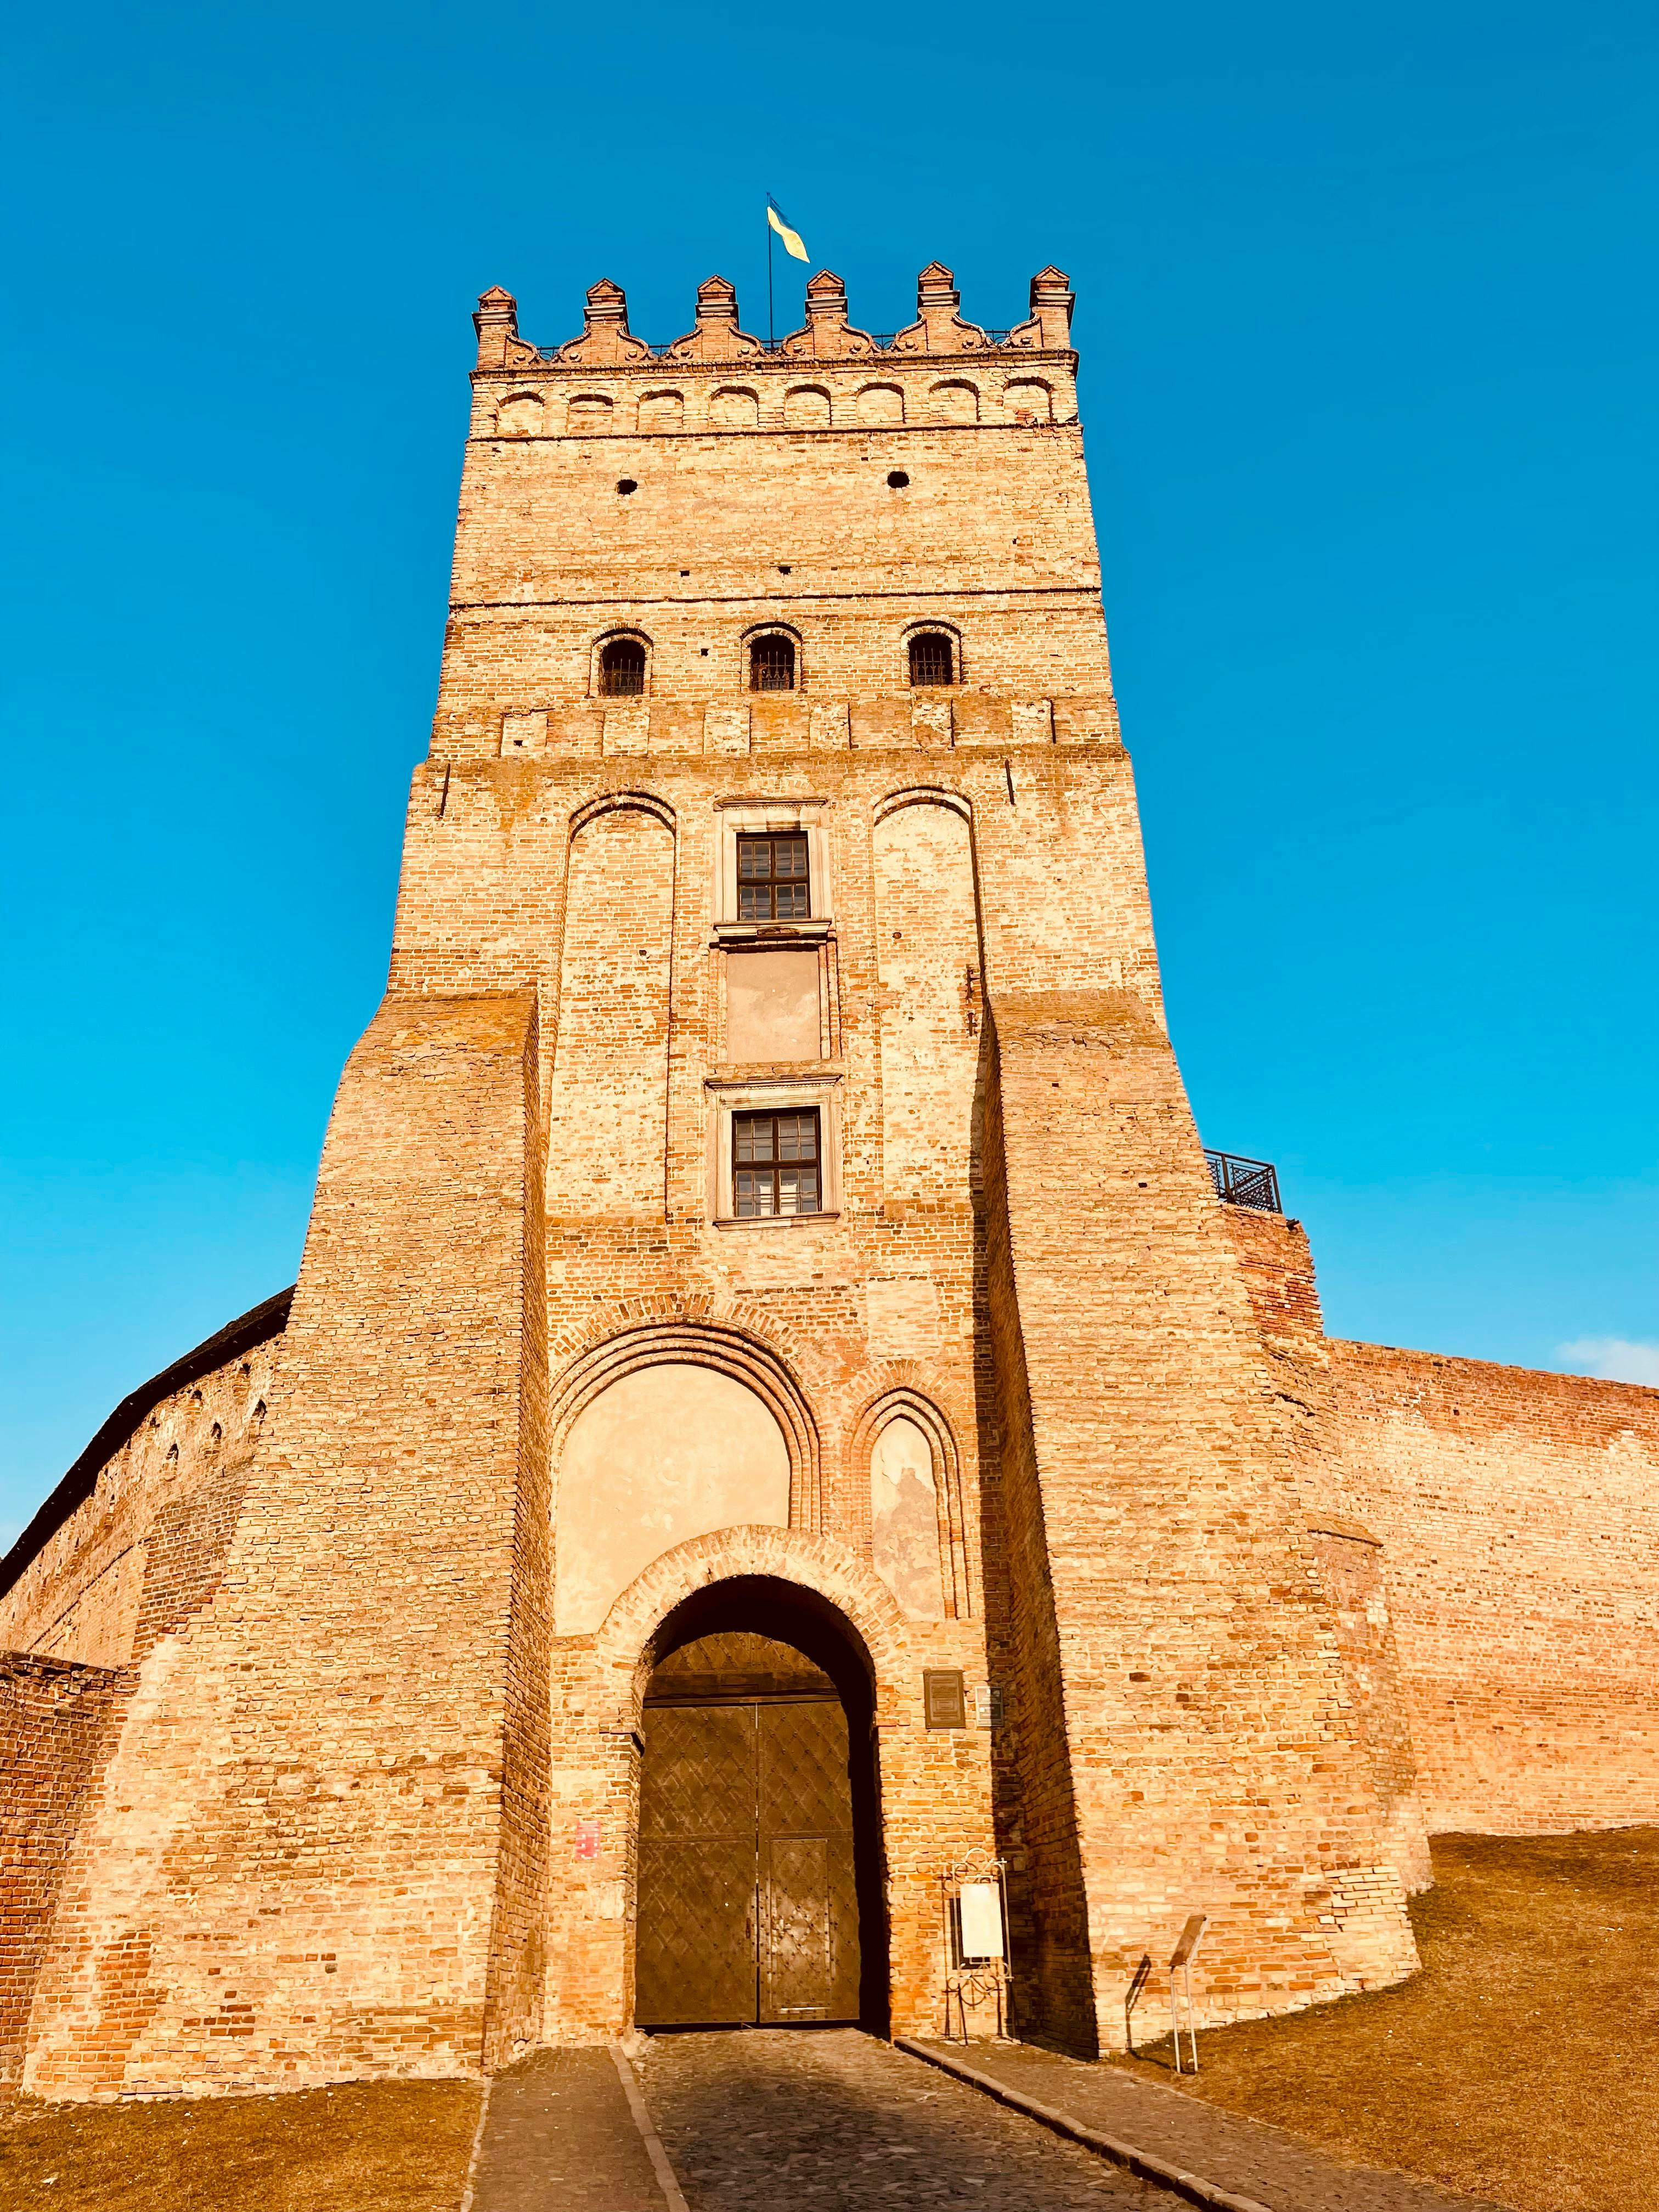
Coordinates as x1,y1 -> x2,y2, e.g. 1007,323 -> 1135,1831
633,1578 -> 886,2031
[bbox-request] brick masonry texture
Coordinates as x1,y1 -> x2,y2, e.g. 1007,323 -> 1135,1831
2,262 -> 1654,2098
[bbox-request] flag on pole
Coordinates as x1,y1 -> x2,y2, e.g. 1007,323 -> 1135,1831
766,196 -> 810,262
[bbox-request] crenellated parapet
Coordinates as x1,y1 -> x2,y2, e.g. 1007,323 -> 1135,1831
473,260 -> 1075,375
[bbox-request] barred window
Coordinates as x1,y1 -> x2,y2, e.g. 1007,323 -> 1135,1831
908,630 -> 956,686
737,833 -> 809,921
599,637 -> 646,696
733,1109 -> 821,1217
749,633 -> 797,691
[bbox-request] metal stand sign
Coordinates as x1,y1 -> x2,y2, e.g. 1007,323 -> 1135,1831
1169,1913 -> 1207,2073
939,1845 -> 1014,2041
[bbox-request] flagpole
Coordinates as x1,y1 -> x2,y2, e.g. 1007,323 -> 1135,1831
766,198 -> 775,346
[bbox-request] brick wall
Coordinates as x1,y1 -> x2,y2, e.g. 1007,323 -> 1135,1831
987,992 -> 1419,2043
0,1656 -> 125,2089
21,994 -> 550,2096
1217,1203 -> 1659,1843
0,1326 -> 285,1669
1330,1341 -> 1659,1834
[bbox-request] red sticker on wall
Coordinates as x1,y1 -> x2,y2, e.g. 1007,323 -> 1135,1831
574,1819 -> 600,1860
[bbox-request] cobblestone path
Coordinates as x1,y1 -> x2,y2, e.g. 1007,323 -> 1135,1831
634,2029 -> 1159,2210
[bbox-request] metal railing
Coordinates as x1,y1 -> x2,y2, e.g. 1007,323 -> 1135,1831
540,327 -> 1020,363
1204,1150 -> 1282,1214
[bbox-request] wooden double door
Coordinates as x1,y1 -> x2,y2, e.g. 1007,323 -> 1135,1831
635,1694 -> 861,2026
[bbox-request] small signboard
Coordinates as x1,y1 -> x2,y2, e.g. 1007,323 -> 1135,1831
1170,1912 -> 1206,1970
973,1683 -> 1005,1729
958,1880 -> 1005,1961
924,1669 -> 966,1730
574,1818 -> 600,1861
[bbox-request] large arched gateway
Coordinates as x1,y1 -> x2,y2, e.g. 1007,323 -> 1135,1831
633,1579 -> 886,2030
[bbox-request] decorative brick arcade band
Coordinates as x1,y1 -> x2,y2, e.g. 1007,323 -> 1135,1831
3,259 -> 1656,2102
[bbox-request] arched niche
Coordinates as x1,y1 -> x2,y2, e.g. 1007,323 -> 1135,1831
494,391 -> 544,436
856,383 -> 904,426
552,1363 -> 790,1634
870,1416 -> 944,1619
784,385 -> 832,428
1003,377 -> 1053,425
851,1391 -> 969,1620
871,793 -> 982,1205
567,392 -> 615,431
546,800 -> 674,1218
929,380 -> 979,425
710,386 -> 760,429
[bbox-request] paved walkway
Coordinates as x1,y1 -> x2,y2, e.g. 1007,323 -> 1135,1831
467,2046 -> 669,2212
904,2039 -> 1505,2212
467,2031 -> 1507,2211
635,2028 -> 1154,2209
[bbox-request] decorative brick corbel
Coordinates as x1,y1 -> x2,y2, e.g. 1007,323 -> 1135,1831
891,262 -> 989,354
668,275 -> 765,361
556,278 -> 651,366
780,270 -> 878,360
1008,267 -> 1075,351
473,285 -> 538,371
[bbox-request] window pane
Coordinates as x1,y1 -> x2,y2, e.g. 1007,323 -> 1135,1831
775,883 -> 808,919
777,1167 -> 819,1216
776,1113 -> 816,1161
735,1170 -> 775,1218
737,883 -> 769,921
738,838 -> 770,879
775,837 -> 808,878
734,1115 -> 775,1163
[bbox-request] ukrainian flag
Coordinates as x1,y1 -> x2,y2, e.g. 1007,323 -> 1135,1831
766,195 -> 810,263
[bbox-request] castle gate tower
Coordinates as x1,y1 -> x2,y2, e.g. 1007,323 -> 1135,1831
15,262 -> 1423,2097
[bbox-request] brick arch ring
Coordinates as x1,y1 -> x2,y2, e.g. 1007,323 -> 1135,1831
848,1386 -> 972,1621
873,782 -> 972,827
567,788 -> 676,839
591,1526 -> 916,1732
549,1319 -> 825,1532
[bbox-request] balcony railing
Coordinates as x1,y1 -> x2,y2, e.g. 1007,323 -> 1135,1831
1205,1150 -> 1282,1214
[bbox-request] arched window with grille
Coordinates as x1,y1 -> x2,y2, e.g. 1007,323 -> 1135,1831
749,634 -> 797,692
599,637 -> 646,697
908,631 -> 956,687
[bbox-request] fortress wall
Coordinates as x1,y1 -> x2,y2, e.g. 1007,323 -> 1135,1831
1215,1204 -> 1432,1892
1214,1203 -> 1659,1837
1329,1341 -> 1659,1834
21,994 -> 550,2098
985,985 -> 1419,2044
0,1321 -> 286,1670
0,1657 -> 125,2087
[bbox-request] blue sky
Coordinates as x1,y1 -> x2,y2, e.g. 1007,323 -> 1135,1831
2,0 -> 1655,1538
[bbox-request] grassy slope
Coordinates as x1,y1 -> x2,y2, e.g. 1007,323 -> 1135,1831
1119,1829 -> 1659,2212
0,2079 -> 481,2212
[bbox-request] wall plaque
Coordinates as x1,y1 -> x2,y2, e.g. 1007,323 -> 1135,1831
923,1669 -> 966,1729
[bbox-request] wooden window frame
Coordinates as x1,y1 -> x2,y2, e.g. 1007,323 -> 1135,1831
707,1075 -> 842,1228
713,803 -> 831,936
731,1107 -> 822,1218
736,831 -> 810,922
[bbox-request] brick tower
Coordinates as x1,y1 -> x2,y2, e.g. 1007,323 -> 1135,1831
14,261 -> 1425,2096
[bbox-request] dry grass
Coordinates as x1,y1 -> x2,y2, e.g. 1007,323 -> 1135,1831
1120,1829 -> 1659,2212
0,2076 -> 481,2212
